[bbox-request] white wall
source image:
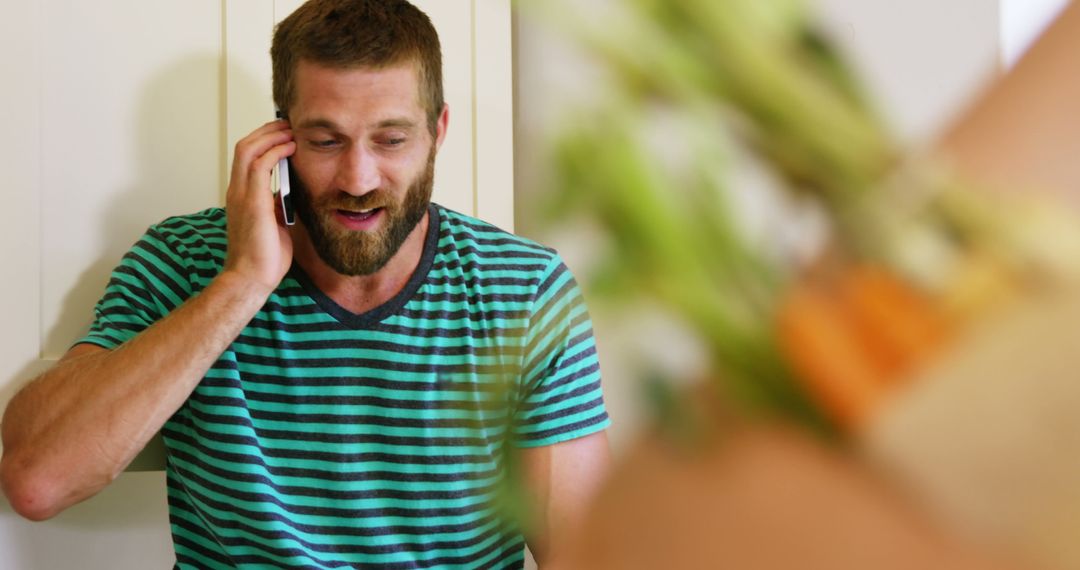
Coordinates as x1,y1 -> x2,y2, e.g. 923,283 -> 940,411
1,2 -> 223,567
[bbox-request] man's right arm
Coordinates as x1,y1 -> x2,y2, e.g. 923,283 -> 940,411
0,272 -> 273,521
0,119 -> 296,521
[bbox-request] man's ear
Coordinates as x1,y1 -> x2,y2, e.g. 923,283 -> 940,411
434,103 -> 450,151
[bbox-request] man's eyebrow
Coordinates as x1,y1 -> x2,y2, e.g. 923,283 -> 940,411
293,117 -> 419,131
373,118 -> 418,130
294,118 -> 341,131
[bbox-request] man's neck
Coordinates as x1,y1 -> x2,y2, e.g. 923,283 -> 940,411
290,211 -> 430,315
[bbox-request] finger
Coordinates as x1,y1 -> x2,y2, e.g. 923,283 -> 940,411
249,118 -> 291,137
229,130 -> 295,198
233,128 -> 293,173
230,124 -> 293,181
251,139 -> 296,179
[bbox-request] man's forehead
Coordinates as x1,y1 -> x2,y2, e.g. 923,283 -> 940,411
293,58 -> 422,94
291,59 -> 426,123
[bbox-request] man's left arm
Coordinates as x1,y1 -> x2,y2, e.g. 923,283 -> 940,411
512,255 -> 612,566
518,431 -> 611,568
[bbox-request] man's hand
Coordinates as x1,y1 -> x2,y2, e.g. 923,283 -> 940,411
223,119 -> 297,293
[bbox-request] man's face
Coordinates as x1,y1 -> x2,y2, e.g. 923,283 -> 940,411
288,60 -> 446,276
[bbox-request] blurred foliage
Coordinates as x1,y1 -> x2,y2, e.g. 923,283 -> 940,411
520,0 -> 904,434
521,0 -> 1080,436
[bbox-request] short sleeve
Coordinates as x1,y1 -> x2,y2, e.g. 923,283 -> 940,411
513,256 -> 610,448
77,227 -> 195,350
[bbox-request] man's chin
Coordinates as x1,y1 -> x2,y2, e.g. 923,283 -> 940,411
316,242 -> 394,276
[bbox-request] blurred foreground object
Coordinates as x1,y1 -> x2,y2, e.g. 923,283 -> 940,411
562,419 -> 1025,570
536,0 -> 1080,434
865,288 -> 1080,570
939,0 -> 1080,210
529,0 -> 1080,567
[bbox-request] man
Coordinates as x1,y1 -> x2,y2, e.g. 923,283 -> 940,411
0,1 -> 610,568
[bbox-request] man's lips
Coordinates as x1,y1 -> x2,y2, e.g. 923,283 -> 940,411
333,207 -> 384,230
337,207 -> 380,220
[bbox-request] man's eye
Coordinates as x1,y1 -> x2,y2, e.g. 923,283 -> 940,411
380,137 -> 407,147
310,139 -> 338,148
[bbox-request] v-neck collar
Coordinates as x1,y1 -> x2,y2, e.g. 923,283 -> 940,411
287,204 -> 441,328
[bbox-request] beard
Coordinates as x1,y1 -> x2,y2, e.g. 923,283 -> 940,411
292,149 -> 435,276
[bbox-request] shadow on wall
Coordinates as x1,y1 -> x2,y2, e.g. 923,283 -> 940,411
39,53 -> 249,359
1,55 -> 261,569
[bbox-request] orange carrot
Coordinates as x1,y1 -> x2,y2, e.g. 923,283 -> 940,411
777,286 -> 892,429
841,266 -> 952,382
777,266 -> 955,431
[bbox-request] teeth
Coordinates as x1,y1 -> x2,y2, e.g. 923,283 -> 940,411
359,208 -> 374,214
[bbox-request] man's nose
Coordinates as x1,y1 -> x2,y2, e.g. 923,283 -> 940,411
336,145 -> 381,196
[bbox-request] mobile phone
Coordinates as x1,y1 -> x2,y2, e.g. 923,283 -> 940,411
275,110 -> 296,226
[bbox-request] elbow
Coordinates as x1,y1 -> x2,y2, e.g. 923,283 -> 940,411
6,494 -> 61,522
1,452 -> 65,521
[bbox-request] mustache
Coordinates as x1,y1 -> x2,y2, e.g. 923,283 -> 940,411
318,191 -> 390,211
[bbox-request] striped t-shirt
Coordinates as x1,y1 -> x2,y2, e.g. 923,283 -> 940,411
78,204 -> 610,569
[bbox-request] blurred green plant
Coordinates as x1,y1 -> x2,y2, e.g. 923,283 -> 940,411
520,0 -> 904,434
521,0 -> 1080,436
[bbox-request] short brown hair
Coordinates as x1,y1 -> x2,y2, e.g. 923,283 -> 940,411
271,0 -> 443,135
